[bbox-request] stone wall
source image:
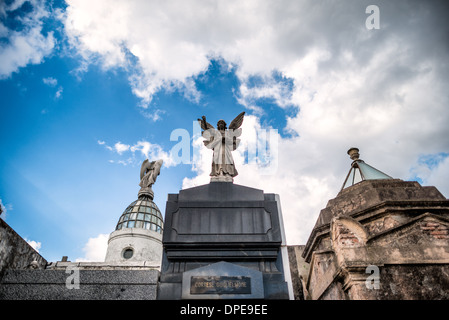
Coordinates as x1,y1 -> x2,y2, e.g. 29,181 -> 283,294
0,268 -> 159,300
287,246 -> 308,300
373,264 -> 449,299
0,218 -> 47,282
0,218 -> 160,300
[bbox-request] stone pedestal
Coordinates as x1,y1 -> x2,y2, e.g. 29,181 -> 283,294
157,182 -> 292,300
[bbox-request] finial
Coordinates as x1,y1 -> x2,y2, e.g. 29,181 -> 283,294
347,147 -> 360,161
138,187 -> 154,200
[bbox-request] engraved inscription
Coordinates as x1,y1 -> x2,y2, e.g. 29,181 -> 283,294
190,276 -> 251,295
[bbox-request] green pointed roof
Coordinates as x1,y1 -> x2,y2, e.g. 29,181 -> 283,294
341,148 -> 393,190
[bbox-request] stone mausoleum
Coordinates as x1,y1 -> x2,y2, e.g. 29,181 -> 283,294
1,147 -> 448,300
288,148 -> 449,299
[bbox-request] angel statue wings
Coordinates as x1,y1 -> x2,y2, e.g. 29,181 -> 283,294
198,111 -> 245,182
139,159 -> 163,190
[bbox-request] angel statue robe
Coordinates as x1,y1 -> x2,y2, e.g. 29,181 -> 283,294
203,127 -> 242,178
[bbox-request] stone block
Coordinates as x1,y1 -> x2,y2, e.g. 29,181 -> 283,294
0,269 -> 159,300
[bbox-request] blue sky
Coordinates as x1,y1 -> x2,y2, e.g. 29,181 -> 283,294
1,0 -> 449,262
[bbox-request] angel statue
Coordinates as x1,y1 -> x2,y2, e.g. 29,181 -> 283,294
198,111 -> 245,182
139,159 -> 163,198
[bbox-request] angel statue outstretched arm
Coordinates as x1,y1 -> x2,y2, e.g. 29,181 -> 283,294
197,111 -> 245,181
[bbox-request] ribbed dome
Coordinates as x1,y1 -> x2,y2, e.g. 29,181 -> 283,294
115,195 -> 163,234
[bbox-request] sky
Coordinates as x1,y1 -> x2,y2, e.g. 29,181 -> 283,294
1,0 -> 449,263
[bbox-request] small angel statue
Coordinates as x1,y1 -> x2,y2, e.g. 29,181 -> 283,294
139,159 -> 163,194
198,111 -> 245,182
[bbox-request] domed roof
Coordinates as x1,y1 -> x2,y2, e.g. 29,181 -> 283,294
115,195 -> 163,234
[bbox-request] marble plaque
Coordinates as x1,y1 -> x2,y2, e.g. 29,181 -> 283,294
182,261 -> 264,299
190,276 -> 251,295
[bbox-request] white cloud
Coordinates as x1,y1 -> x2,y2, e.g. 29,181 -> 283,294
99,139 -> 178,168
42,76 -> 57,87
114,142 -> 130,154
25,238 -> 42,253
410,153 -> 449,198
0,0 -> 55,78
139,108 -> 165,122
42,77 -> 63,99
0,199 -> 6,220
75,233 -> 109,262
0,199 -> 13,220
55,86 -> 63,99
130,140 -> 177,167
426,158 -> 449,198
63,0 -> 297,106
98,139 -> 114,151
67,1 -> 449,245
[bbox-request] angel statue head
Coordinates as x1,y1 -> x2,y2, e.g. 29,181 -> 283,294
197,112 -> 245,182
217,119 -> 227,130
